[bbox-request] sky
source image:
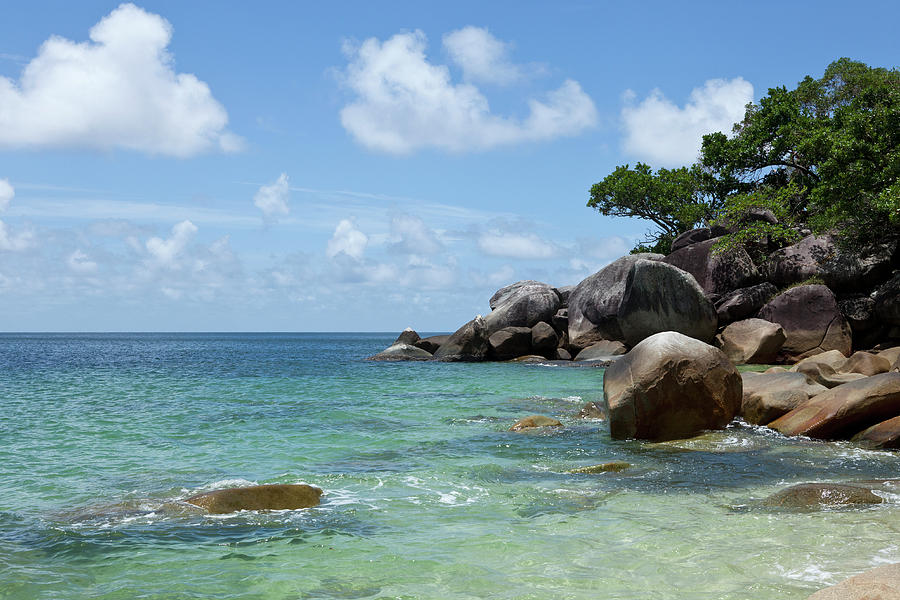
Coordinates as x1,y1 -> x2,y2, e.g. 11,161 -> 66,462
0,1 -> 898,332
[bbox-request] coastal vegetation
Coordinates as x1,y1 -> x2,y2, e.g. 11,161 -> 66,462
589,58 -> 900,255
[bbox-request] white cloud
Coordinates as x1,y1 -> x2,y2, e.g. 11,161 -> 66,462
0,221 -> 33,251
326,219 -> 368,259
253,173 -> 290,221
389,213 -> 442,254
477,230 -> 560,259
145,219 -> 197,268
442,26 -> 521,85
339,30 -> 596,154
0,179 -> 13,212
0,3 -> 240,156
67,249 -> 98,273
621,77 -> 753,167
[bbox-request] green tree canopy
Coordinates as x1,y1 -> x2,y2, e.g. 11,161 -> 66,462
591,58 -> 900,253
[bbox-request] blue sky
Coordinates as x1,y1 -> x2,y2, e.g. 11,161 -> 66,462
0,1 -> 897,331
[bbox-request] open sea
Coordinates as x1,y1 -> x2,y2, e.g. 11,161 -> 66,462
3,332 -> 900,599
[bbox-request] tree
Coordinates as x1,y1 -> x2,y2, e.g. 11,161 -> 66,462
590,58 -> 900,254
587,163 -> 720,254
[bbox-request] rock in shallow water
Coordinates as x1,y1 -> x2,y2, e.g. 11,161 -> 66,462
567,461 -> 630,474
762,482 -> 884,510
185,484 -> 323,514
806,563 -> 900,599
603,331 -> 741,441
508,415 -> 563,432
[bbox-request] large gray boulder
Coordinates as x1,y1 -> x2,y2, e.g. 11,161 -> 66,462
766,234 -> 834,286
740,371 -> 827,425
530,321 -> 559,357
617,260 -> 718,347
488,326 -> 533,361
567,253 -> 664,349
603,331 -> 742,441
484,281 -> 559,335
716,318 -> 786,364
715,282 -> 778,325
433,316 -> 490,362
757,284 -> 852,361
663,237 -> 759,295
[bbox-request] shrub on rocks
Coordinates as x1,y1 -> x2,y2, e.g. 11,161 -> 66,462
603,331 -> 741,441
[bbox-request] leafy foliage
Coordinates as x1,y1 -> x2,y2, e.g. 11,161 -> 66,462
591,58 -> 900,253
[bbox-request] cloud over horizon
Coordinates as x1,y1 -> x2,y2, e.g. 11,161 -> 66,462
621,77 -> 753,167
0,3 -> 240,156
339,28 -> 597,154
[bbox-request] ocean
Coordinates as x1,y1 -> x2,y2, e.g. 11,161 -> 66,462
2,332 -> 900,599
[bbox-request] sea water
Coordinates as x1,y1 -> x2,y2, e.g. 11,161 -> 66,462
2,333 -> 900,599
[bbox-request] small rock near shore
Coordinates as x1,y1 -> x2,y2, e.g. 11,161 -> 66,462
185,484 -> 323,514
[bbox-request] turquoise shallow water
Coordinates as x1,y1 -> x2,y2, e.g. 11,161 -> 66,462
3,333 -> 900,599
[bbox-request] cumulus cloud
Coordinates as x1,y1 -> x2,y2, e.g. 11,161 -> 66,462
339,30 -> 596,154
253,173 -> 290,221
477,230 -> 560,259
621,77 -> 753,167
0,179 -> 13,212
0,221 -> 33,251
67,249 -> 98,273
389,213 -> 442,254
442,26 -> 521,84
326,219 -> 368,259
0,3 -> 240,156
145,219 -> 197,268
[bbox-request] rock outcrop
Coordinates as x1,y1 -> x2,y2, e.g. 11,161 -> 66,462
567,253 -> 664,349
617,260 -> 718,347
603,331 -> 741,441
433,316 -> 490,362
717,318 -> 785,364
757,284 -> 852,360
185,484 -> 323,514
484,281 -> 559,335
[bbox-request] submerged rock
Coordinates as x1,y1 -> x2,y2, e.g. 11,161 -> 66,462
567,461 -> 630,474
603,331 -> 741,441
577,401 -> 606,419
762,482 -> 884,510
185,484 -> 323,514
807,563 -> 900,599
508,415 -> 563,432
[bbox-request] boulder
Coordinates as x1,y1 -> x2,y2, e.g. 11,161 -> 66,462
839,351 -> 892,376
393,327 -> 420,346
663,237 -> 759,295
715,282 -> 778,325
555,285 -> 574,308
185,484 -> 323,514
433,316 -> 490,362
757,285 -> 852,361
762,483 -> 884,510
574,340 -> 628,362
368,343 -> 433,361
794,361 -> 867,389
670,227 -> 712,252
806,563 -> 900,600
717,318 -> 786,364
878,346 -> 900,367
555,347 -> 572,361
577,401 -> 606,419
791,349 -> 849,372
617,260 -> 718,347
508,415 -> 563,432
821,241 -> 897,292
487,326 -> 532,361
530,321 -> 559,357
875,273 -> 900,326
415,334 -> 449,354
484,281 -> 560,335
852,415 -> 900,449
740,371 -> 827,425
603,331 -> 742,441
768,373 -> 900,439
567,461 -> 630,474
839,295 -> 883,349
766,234 -> 834,286
567,253 -> 664,348
508,355 -> 549,363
